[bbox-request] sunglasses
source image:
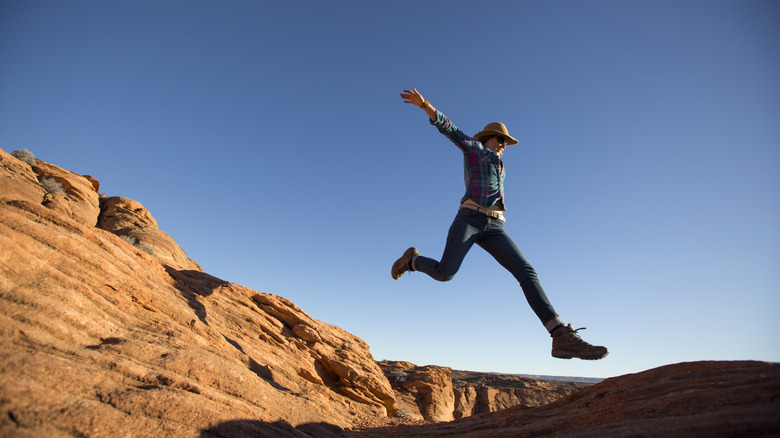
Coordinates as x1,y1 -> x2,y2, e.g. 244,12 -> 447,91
493,136 -> 507,145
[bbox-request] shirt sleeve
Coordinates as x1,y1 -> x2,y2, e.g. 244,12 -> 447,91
429,110 -> 475,153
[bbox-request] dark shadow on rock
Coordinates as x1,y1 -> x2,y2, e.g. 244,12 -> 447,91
223,334 -> 245,353
248,357 -> 293,393
221,333 -> 294,392
165,268 -> 229,326
85,336 -> 126,350
200,419 -> 345,438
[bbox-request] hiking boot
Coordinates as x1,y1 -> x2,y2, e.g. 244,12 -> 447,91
551,324 -> 609,360
391,247 -> 418,280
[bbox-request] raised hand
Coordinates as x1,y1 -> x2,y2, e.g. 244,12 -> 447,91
400,88 -> 426,107
400,88 -> 436,120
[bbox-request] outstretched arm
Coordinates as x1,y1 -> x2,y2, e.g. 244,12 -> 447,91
402,88 -> 471,153
400,88 -> 436,121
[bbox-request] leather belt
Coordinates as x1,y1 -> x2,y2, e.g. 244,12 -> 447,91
460,203 -> 506,221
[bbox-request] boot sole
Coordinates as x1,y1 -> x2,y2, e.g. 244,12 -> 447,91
552,350 -> 609,360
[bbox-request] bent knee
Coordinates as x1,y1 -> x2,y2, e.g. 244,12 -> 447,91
434,272 -> 457,282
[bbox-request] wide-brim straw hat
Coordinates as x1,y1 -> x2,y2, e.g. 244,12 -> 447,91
473,122 -> 519,145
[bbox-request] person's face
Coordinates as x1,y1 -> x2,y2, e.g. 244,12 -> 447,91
485,136 -> 507,155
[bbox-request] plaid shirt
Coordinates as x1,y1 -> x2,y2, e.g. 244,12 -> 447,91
430,110 -> 506,210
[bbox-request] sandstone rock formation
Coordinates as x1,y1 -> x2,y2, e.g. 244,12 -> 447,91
379,361 -> 455,422
379,360 -> 586,423
97,196 -> 202,272
349,360 -> 780,437
250,293 -> 395,415
34,158 -> 101,227
0,148 -> 394,437
451,369 -> 586,419
1,149 -> 100,227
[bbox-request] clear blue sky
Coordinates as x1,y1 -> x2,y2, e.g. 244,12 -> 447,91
2,0 -> 778,379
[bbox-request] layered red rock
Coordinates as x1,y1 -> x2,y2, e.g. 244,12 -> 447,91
0,149 -> 45,206
451,369 -> 586,418
1,149 -> 101,226
97,196 -> 202,272
379,361 -> 455,422
251,293 -> 395,416
0,147 -> 396,436
32,157 -> 101,226
349,360 -> 780,437
379,360 -> 585,423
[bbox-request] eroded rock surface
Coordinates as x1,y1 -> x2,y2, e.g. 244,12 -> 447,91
451,369 -> 586,419
0,148 -> 395,437
350,360 -> 780,437
379,360 -> 585,423
1,149 -> 100,226
97,196 -> 202,271
379,361 -> 455,422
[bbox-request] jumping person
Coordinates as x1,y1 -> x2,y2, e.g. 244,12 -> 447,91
392,88 -> 608,360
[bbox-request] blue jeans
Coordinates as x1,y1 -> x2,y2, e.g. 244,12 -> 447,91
414,209 -> 563,332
